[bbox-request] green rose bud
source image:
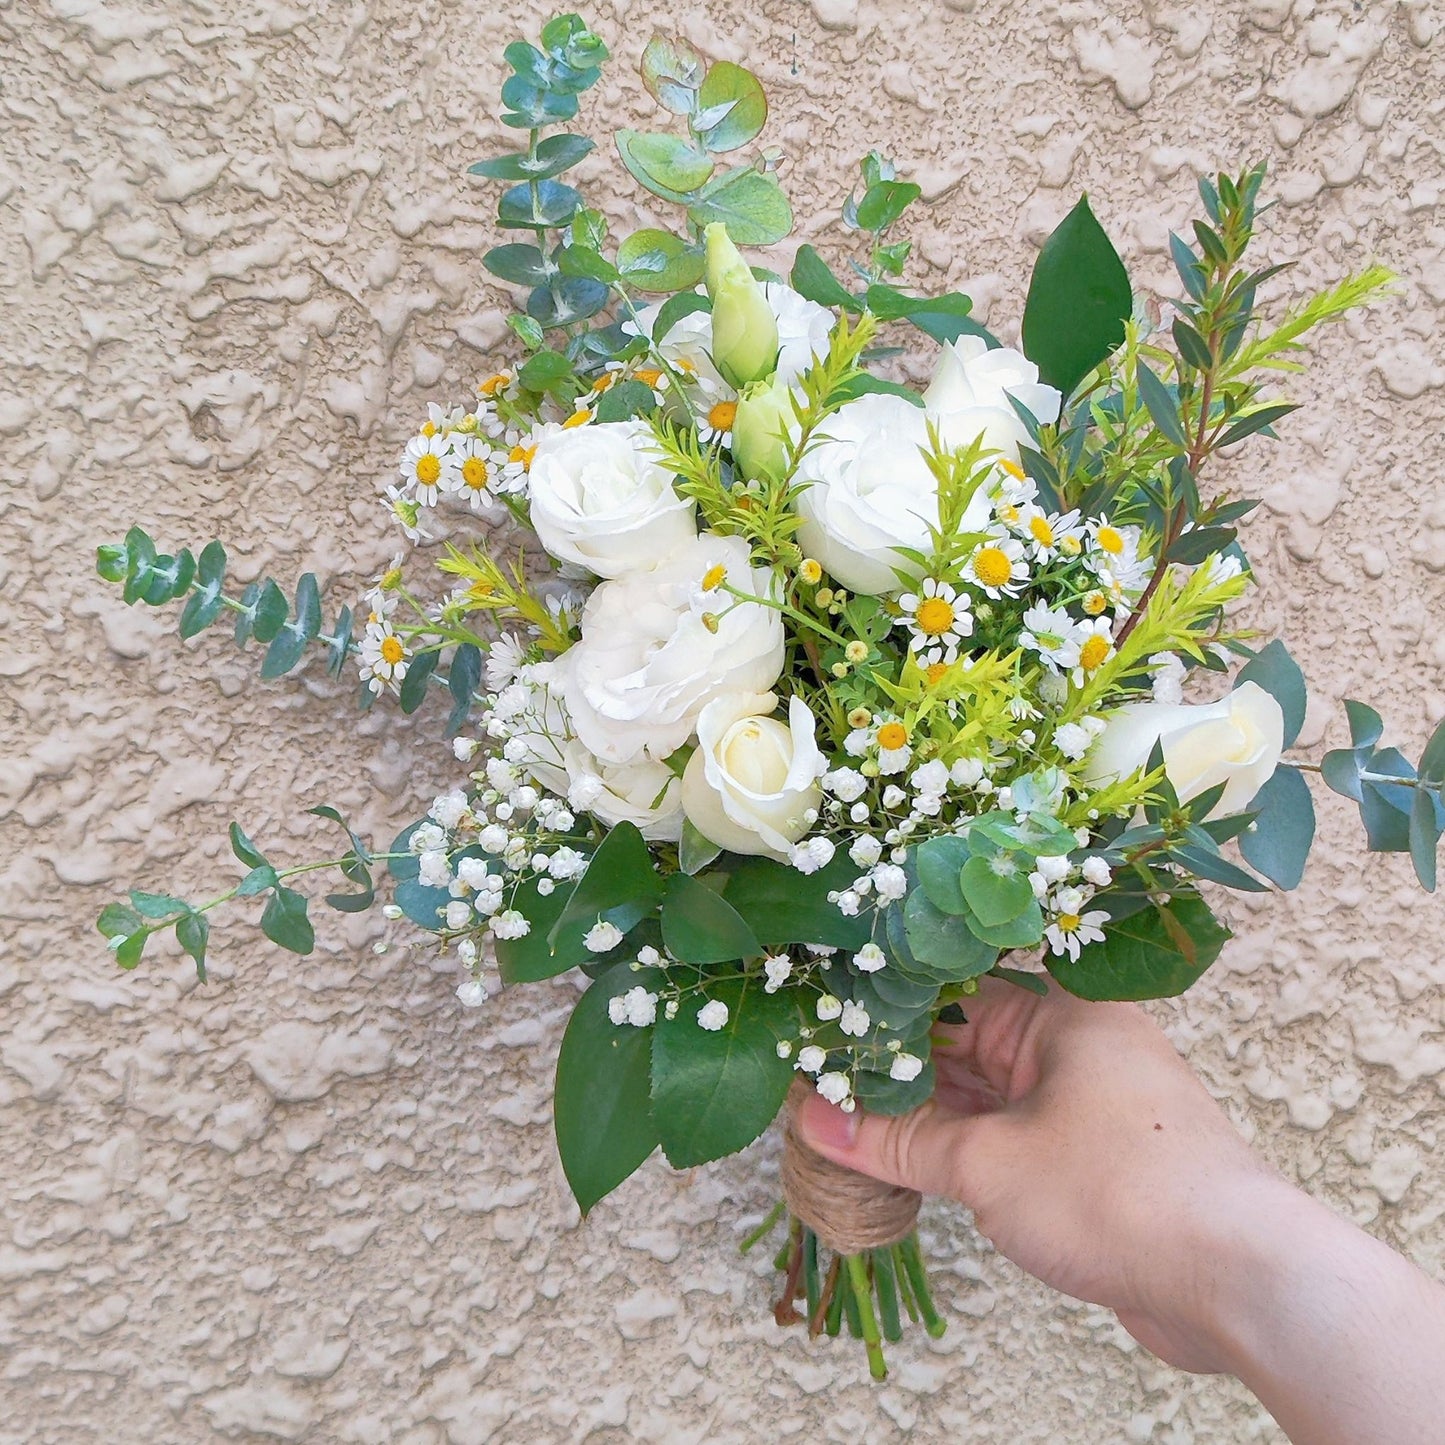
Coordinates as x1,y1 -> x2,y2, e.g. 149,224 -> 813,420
730,373 -> 795,485
703,222 -> 779,390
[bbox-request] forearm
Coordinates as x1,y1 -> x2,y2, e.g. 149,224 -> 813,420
1205,1178 -> 1445,1445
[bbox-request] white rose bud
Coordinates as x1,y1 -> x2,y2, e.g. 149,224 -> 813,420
557,534 -> 784,765
527,420 -> 696,578
922,335 -> 1062,463
793,392 -> 993,596
1084,681 -> 1285,819
680,692 -> 826,862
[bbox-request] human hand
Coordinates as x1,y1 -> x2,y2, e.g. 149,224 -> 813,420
794,977 -> 1284,1373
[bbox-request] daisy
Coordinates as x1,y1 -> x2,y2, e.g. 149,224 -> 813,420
1015,504 -> 1083,564
874,719 -> 913,775
381,484 -> 432,544
696,394 -> 739,447
990,465 -> 1038,527
443,435 -> 503,513
399,431 -> 450,506
1086,519 -> 1149,591
1071,617 -> 1115,686
965,534 -> 1030,599
485,633 -> 528,691
897,578 -> 973,664
1019,602 -> 1081,673
1044,906 -> 1108,961
359,621 -> 409,695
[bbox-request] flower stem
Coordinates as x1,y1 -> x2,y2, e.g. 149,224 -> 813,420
740,1199 -> 786,1254
899,1234 -> 947,1338
872,1245 -> 904,1342
846,1253 -> 888,1380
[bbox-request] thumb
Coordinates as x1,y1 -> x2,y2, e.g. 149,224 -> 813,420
794,1089 -> 995,1204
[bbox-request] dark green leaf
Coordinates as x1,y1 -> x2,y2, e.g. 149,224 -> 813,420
176,911 -> 209,982
856,180 -> 921,232
865,284 -> 994,347
594,378 -> 654,422
392,877 -> 450,931
646,291 -> 711,349
326,604 -> 354,680
446,643 -> 482,737
1345,700 -> 1384,749
1217,402 -> 1298,449
902,890 -> 999,981
616,228 -> 704,293
260,886 -> 313,955
128,888 -> 188,919
236,864 -> 278,897
1020,194 -> 1132,398
1237,638 -> 1307,748
989,965 -> 1049,995
179,583 -> 224,639
791,244 -> 859,311
483,243 -> 554,286
555,962 -> 661,1214
229,821 -> 268,870
1171,844 -> 1270,892
496,876 -> 590,983
550,822 -> 663,947
651,976 -> 794,1168
1418,716 -> 1445,785
557,244 -> 619,284
114,930 -> 148,970
528,276 -> 609,329
398,648 -> 438,714
1047,895 -> 1230,1001
98,902 -> 144,940
517,349 -> 575,392
1169,232 -> 1206,301
470,134 -> 595,182
660,872 -> 760,964
1167,525 -> 1237,565
852,1058 -> 935,1116
1135,360 -> 1188,448
1321,747 -> 1364,803
679,819 -> 723,875
1172,318 -> 1214,371
914,835 -> 970,914
722,855 -> 872,951
251,580 -> 288,644
497,179 -> 581,229
1237,764 -> 1314,890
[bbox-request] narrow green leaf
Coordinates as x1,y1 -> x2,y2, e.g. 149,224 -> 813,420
1169,233 -> 1206,301
1135,360 -> 1189,448
229,821 -> 268,870
326,604 -> 354,679
1409,787 -> 1440,892
555,962 -> 662,1214
445,643 -> 482,738
1417,716 -> 1445,784
1171,844 -> 1270,892
1020,194 -> 1132,398
660,872 -> 760,965
651,976 -> 794,1168
989,965 -> 1049,996
260,886 -> 314,955
1217,402 -> 1298,449
1172,317 -> 1214,371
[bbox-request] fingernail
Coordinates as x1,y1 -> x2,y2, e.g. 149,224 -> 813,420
800,1093 -> 861,1152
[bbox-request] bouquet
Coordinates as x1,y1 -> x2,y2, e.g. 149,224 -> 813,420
96,14 -> 1442,1379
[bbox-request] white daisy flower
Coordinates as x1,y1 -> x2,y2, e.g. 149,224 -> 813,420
1015,504 -> 1083,563
1044,907 -> 1108,962
989,461 -> 1038,527
695,393 -> 739,448
1086,519 -> 1149,591
400,431 -> 450,506
359,621 -> 409,695
1019,602 -> 1082,673
443,435 -> 503,513
896,578 -> 973,665
382,484 -> 433,543
1071,618 -> 1116,686
964,534 -> 1030,599
874,719 -> 913,775
485,633 -> 528,691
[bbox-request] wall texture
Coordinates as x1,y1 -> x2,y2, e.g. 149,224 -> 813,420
3,0 -> 1444,1440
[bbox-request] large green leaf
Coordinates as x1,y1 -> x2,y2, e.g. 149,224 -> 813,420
640,35 -> 704,115
549,822 -> 662,945
1020,194 -> 1131,398
616,130 -> 713,200
497,877 -> 582,983
693,61 -> 767,152
902,890 -> 998,982
687,168 -> 793,247
790,244 -> 859,311
1236,639 -> 1306,748
660,873 -> 760,964
554,963 -> 662,1214
260,886 -> 314,955
914,834 -> 971,914
1047,895 -> 1230,1001
1238,763 -> 1314,889
616,228 -> 705,293
650,976 -> 794,1168
722,855 -> 871,950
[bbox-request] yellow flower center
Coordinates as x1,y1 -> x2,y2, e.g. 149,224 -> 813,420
877,722 -> 908,751
1060,535 -> 1082,557
421,421 -> 437,438
701,564 -> 727,591
675,357 -> 697,374
799,559 -> 823,585
380,636 -> 405,665
972,547 -> 1013,589
915,597 -> 956,636
707,400 -> 738,432
1079,634 -> 1110,671
1097,525 -> 1124,555
509,442 -> 537,469
1057,912 -> 1081,933
633,367 -> 663,388
591,373 -> 616,393
461,456 -> 488,491
997,503 -> 1021,525
380,567 -> 402,590
1083,590 -> 1107,616
563,408 -> 592,429
926,661 -> 950,686
1029,515 -> 1055,547
999,458 -> 1025,480
415,453 -> 442,485
479,373 -> 509,396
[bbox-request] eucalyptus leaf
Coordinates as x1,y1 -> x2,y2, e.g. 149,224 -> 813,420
687,167 -> 792,247
1409,786 -> 1440,892
1236,639 -> 1307,748
1238,764 -> 1315,890
693,61 -> 767,152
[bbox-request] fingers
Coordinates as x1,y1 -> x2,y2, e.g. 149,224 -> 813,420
795,1087 -> 1003,1205
929,975 -> 1073,1101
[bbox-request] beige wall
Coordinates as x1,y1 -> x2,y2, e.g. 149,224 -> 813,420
4,0 -> 1444,1440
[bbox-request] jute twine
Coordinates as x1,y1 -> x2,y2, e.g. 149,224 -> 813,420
780,1079 -> 920,1255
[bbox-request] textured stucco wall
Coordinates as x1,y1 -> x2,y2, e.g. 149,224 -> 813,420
4,0 -> 1445,1441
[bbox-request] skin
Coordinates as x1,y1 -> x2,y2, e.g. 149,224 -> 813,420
796,979 -> 1445,1444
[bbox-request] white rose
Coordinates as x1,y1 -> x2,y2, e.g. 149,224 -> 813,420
793,392 -> 992,596
557,533 -> 784,765
680,692 -> 826,861
527,419 -> 696,578
625,282 -> 833,390
923,335 -> 1062,461
1084,681 -> 1285,819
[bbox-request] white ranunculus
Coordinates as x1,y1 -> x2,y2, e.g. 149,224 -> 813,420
793,392 -> 992,596
680,692 -> 827,860
625,283 -> 833,391
923,335 -> 1063,461
1084,681 -> 1285,819
557,533 -> 784,765
527,419 -> 696,578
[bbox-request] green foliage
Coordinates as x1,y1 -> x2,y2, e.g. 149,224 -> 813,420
549,821 -> 664,946
554,962 -> 662,1213
659,873 -> 760,964
650,975 -> 795,1168
1048,894 -> 1231,1000
721,855 -> 872,951
1021,194 -> 1132,399
1236,640 -> 1306,747
1239,764 -> 1314,890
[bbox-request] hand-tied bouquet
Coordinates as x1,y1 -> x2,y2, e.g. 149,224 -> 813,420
97,15 -> 1444,1378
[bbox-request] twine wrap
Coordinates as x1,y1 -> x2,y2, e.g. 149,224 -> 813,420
780,1080 -> 921,1254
